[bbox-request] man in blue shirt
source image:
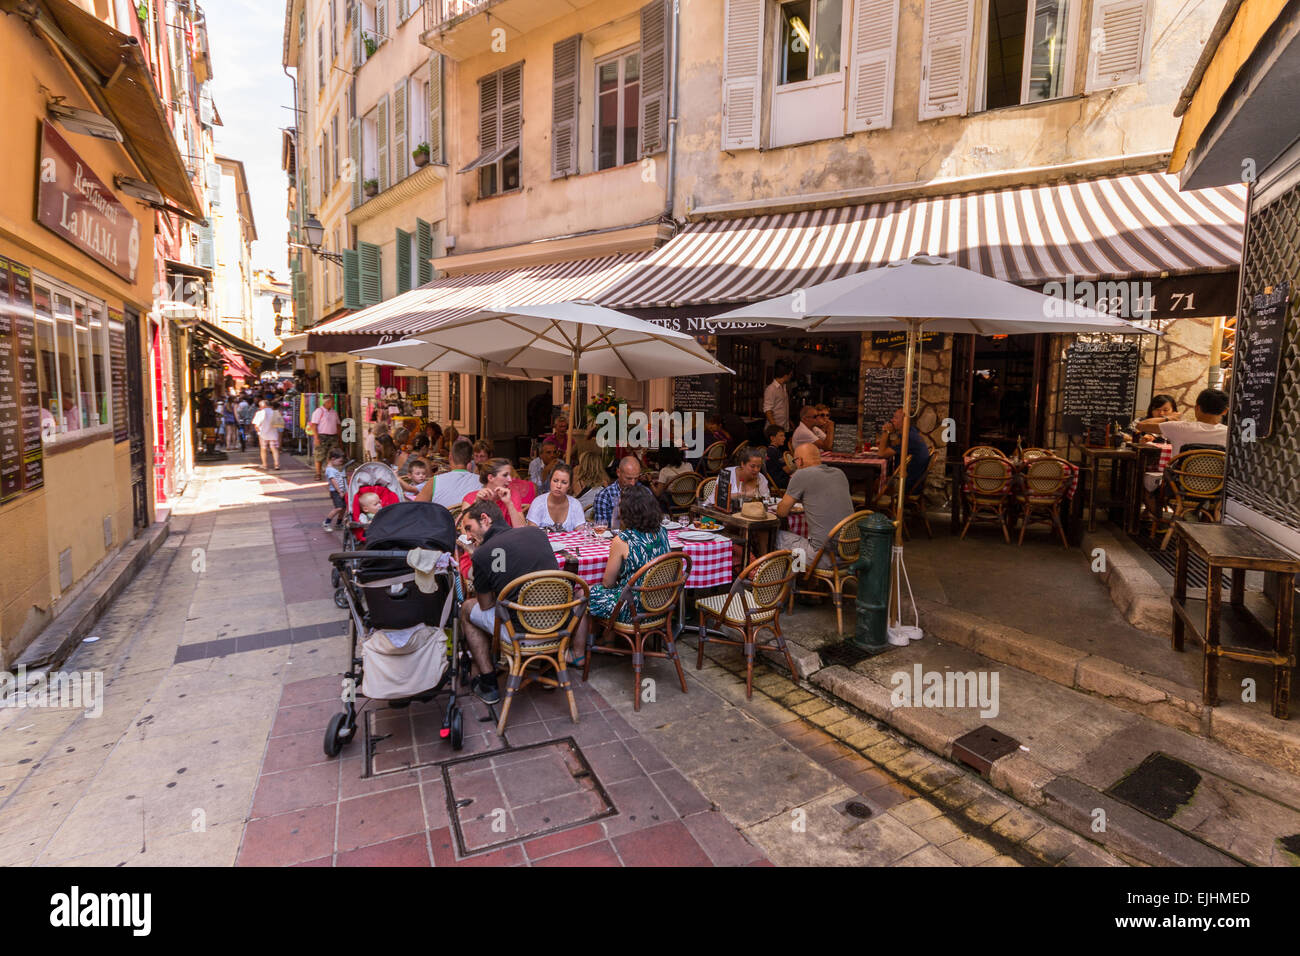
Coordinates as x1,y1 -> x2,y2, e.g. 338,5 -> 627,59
592,456 -> 641,527
877,408 -> 931,492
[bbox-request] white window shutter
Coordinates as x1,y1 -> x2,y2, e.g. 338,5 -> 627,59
551,35 -> 581,177
352,1 -> 362,64
918,0 -> 973,120
376,0 -> 387,41
377,94 -> 390,192
393,79 -> 408,181
848,0 -> 899,132
1085,0 -> 1151,92
721,0 -> 763,150
428,55 -> 443,164
639,1 -> 670,157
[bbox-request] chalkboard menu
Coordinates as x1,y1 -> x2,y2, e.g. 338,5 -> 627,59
861,367 -> 916,436
673,374 -> 720,413
832,425 -> 858,453
0,256 -> 44,502
1062,342 -> 1139,425
109,309 -> 128,443
1236,281 -> 1289,440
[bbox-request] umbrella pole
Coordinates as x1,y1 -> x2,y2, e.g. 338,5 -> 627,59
891,318 -> 919,624
480,360 -> 490,446
566,339 -> 580,464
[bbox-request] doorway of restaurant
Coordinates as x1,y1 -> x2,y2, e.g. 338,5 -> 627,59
950,333 -> 1050,454
124,308 -> 148,533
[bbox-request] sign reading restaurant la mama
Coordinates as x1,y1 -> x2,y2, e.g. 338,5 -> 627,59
35,121 -> 140,283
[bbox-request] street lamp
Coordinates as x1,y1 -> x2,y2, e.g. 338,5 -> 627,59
272,294 -> 286,337
302,214 -> 343,264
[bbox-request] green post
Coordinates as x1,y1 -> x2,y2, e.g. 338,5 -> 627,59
849,512 -> 895,651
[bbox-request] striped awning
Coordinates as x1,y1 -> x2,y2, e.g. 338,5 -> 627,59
599,173 -> 1247,309
308,251 -> 651,337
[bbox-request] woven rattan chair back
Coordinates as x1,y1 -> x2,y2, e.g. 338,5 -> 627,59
698,476 -> 718,502
499,571 -> 586,637
666,473 -> 702,509
749,550 -> 794,610
1022,456 -> 1069,498
702,441 -> 727,474
630,552 -> 690,617
1169,449 -> 1225,499
965,445 -> 1007,460
821,509 -> 873,566
968,455 -> 1014,495
1021,447 -> 1052,463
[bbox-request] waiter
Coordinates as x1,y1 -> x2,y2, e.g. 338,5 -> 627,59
309,395 -> 341,480
763,359 -> 794,432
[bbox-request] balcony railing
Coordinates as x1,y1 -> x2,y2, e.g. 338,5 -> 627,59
426,0 -> 492,31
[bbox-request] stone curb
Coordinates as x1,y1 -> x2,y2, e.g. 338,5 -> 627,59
8,519 -> 171,675
1082,525 -> 1171,635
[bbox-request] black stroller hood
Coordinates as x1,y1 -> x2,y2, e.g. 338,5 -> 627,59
365,501 -> 457,554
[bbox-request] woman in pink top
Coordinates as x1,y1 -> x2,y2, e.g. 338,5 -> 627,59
458,458 -> 535,580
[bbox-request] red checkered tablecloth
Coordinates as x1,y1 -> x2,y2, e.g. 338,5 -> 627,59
547,529 -> 733,589
786,512 -> 808,538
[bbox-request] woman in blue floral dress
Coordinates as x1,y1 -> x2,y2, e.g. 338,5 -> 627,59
573,484 -> 670,664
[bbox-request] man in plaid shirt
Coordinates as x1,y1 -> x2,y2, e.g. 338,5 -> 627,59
592,456 -> 642,527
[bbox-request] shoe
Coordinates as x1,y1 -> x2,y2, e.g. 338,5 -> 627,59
471,674 -> 501,705
322,520 -> 333,530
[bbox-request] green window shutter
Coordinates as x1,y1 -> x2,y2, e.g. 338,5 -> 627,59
377,94 -> 390,192
349,117 -> 362,208
393,79 -> 408,182
396,228 -> 412,295
416,218 -> 434,285
358,241 -> 382,305
293,269 -> 308,328
428,55 -> 443,164
343,248 -> 361,309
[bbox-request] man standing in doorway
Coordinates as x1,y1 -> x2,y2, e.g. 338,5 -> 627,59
310,395 -> 341,480
764,359 -> 794,432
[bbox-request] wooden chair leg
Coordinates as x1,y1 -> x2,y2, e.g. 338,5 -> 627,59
1000,503 -> 1012,543
496,659 -> 523,735
664,630 -> 688,695
832,589 -> 844,636
960,509 -> 976,540
1017,506 -> 1029,545
1053,505 -> 1068,549
558,655 -> 579,723
632,634 -> 644,712
696,617 -> 707,669
743,635 -> 755,700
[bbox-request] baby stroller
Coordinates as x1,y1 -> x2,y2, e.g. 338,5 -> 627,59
331,462 -> 405,609
324,501 -> 471,757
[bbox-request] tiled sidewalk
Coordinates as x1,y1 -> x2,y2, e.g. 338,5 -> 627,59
238,671 -> 768,867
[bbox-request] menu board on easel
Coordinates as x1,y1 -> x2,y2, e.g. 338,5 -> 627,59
109,309 -> 128,443
0,256 -> 43,502
1236,281 -> 1289,440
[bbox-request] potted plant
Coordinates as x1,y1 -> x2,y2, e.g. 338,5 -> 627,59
363,178 -> 379,198
412,142 -> 431,168
363,32 -> 379,58
136,1 -> 148,22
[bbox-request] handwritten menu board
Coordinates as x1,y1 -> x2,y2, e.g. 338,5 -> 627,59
672,374 -> 720,413
1236,281 -> 1289,440
108,309 -> 128,443
0,256 -> 44,502
861,367 -> 915,436
1062,342 -> 1139,425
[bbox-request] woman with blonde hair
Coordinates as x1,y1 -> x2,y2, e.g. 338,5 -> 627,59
572,450 -> 610,511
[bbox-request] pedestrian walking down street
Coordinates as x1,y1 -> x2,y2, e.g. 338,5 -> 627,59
323,448 -> 347,530
310,395 -> 341,480
252,399 -> 284,470
238,396 -> 255,451
222,400 -> 239,451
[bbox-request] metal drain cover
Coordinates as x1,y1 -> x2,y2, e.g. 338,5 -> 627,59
820,641 -> 891,669
1107,753 -> 1201,821
951,726 -> 1020,776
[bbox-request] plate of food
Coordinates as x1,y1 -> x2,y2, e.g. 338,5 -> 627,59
678,529 -> 722,542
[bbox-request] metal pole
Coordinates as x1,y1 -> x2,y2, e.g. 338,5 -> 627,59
479,360 -> 489,445
566,328 -> 582,463
890,318 -> 919,623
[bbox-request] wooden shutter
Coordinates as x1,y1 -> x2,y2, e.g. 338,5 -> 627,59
500,63 -> 522,149
358,241 -> 382,304
428,55 -> 444,164
375,0 -> 387,42
330,0 -> 338,60
393,79 -> 408,181
848,0 -> 899,132
292,268 -> 308,328
639,0 -> 670,156
377,93 -> 390,192
349,117 -> 362,207
397,0 -> 407,22
395,228 -> 412,294
551,35 -> 580,178
478,70 -> 500,159
416,218 -> 434,284
918,0 -> 974,120
352,1 -> 362,64
1085,0 -> 1151,92
195,224 -> 214,269
721,0 -> 763,150
342,248 -> 361,309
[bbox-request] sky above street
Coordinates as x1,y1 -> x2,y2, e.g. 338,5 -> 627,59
205,0 -> 293,280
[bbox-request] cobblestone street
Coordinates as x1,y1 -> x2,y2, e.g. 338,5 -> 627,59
0,454 -> 1120,867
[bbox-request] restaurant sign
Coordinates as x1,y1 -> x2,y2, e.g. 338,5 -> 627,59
36,122 -> 140,283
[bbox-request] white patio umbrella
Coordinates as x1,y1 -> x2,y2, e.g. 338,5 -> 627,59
712,255 -> 1157,644
355,300 -> 733,461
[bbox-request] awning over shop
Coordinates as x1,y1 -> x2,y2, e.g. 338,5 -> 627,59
192,321 -> 275,365
307,251 -> 651,340
598,173 -> 1247,310
217,345 -> 254,380
3,0 -> 203,218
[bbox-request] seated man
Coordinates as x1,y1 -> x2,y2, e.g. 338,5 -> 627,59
1136,387 -> 1229,517
775,443 -> 854,569
592,456 -> 642,530
457,500 -> 563,705
764,424 -> 793,491
418,438 -> 482,508
791,405 -> 832,452
876,407 -> 932,495
528,439 -> 563,495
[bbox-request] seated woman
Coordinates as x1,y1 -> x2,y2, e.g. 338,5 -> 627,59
435,424 -> 459,458
526,463 -> 585,531
571,450 -> 609,511
375,435 -> 398,466
728,446 -> 772,499
572,484 -> 670,666
458,457 -> 533,581
1129,394 -> 1179,444
652,445 -> 694,497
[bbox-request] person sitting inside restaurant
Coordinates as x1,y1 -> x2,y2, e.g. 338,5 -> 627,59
1136,387 -> 1229,516
399,458 -> 433,500
457,500 -> 562,705
471,439 -> 492,467
456,457 -> 534,581
571,484 -> 670,668
775,443 -> 854,569
417,438 -> 482,508
815,405 -> 836,450
728,446 -> 772,499
791,405 -> 832,452
652,445 -> 694,498
765,424 -> 793,491
526,463 -> 586,531
528,438 -> 564,495
541,415 -> 569,450
704,414 -> 730,453
1128,394 -> 1180,444
592,456 -> 642,530
572,451 -> 610,511
721,411 -> 750,455
876,407 -> 932,496
434,424 -> 459,458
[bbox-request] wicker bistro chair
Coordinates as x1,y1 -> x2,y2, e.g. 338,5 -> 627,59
664,473 -> 703,518
965,445 -> 1008,460
695,550 -> 797,699
1152,448 -> 1226,550
492,570 -> 589,734
583,552 -> 692,711
701,441 -> 728,475
1014,455 -> 1071,548
960,455 -> 1016,543
698,476 -> 718,503
874,449 -> 936,540
1020,447 -> 1053,463
791,509 -> 875,635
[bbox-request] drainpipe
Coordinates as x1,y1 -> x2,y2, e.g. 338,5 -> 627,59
662,0 -> 681,224
284,62 -> 306,331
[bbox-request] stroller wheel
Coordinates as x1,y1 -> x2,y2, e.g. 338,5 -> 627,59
331,568 -> 341,588
333,587 -> 348,609
450,706 -> 464,751
323,711 -> 353,758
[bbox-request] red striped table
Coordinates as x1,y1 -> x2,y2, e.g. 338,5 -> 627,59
547,529 -> 733,589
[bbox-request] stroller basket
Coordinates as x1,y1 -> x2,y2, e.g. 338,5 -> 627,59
360,567 -> 453,630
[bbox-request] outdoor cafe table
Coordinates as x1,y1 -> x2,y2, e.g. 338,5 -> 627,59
546,528 -> 733,589
1079,443 -> 1172,534
690,503 -> 780,569
820,451 -> 891,505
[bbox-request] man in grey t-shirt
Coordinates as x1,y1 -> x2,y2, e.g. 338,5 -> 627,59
775,443 -> 854,567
